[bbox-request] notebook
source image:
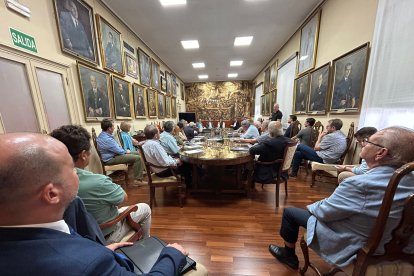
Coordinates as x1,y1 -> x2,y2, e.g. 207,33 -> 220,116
116,236 -> 196,275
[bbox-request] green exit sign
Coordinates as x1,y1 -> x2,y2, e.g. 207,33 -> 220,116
9,28 -> 37,53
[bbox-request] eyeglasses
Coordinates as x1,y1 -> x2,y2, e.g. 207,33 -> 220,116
362,137 -> 385,148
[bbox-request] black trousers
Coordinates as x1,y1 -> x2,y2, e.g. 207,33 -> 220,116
155,163 -> 192,186
280,207 -> 312,244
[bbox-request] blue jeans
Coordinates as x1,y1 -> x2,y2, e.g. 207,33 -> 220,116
291,144 -> 323,175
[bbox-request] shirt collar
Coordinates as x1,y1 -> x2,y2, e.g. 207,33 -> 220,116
2,220 -> 70,234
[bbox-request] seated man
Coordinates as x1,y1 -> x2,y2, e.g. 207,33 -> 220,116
290,118 -> 347,177
249,121 -> 291,183
268,126 -> 414,270
284,115 -> 298,138
142,124 -> 191,186
240,119 -> 260,139
238,119 -> 271,144
0,132 -> 188,275
97,119 -> 144,181
119,121 -> 139,151
159,121 -> 181,156
292,117 -> 317,147
336,126 -> 377,183
231,118 -> 241,130
51,125 -> 151,243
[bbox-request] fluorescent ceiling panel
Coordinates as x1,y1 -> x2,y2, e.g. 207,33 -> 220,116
181,40 -> 199,49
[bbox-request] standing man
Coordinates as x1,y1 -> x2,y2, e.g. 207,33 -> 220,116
0,132 -> 189,275
309,73 -> 326,111
96,119 -> 144,182
87,75 -> 109,117
290,119 -> 347,177
51,125 -> 152,242
115,82 -> 130,117
60,0 -> 93,60
270,103 -> 283,121
268,127 -> 414,270
333,63 -> 354,109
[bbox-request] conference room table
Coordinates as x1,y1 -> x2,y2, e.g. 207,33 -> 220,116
179,137 -> 254,195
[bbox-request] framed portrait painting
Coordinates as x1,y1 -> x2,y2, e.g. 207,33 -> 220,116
308,63 -> 330,114
269,61 -> 278,91
263,67 -> 270,93
125,52 -> 138,79
157,92 -> 165,119
297,11 -> 321,76
96,15 -> 124,74
270,90 -> 277,112
146,88 -> 157,118
171,74 -> 177,97
54,0 -> 98,64
180,82 -> 185,101
138,48 -> 151,87
151,59 -> 160,91
261,95 -> 265,115
293,74 -> 309,114
165,71 -> 172,96
165,96 -> 171,118
171,98 -> 177,118
112,76 -> 132,119
264,93 -> 271,116
77,63 -> 111,121
330,43 -> 370,113
160,76 -> 167,92
132,83 -> 147,118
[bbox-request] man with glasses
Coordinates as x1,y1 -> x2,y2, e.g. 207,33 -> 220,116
290,118 -> 347,177
268,126 -> 414,270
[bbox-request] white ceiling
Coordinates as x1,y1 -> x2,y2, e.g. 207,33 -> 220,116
102,0 -> 321,83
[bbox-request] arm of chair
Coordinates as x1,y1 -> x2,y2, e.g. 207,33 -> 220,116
99,205 -> 138,230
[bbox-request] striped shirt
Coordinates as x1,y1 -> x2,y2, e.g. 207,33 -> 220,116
96,131 -> 125,162
316,130 -> 347,164
142,139 -> 177,173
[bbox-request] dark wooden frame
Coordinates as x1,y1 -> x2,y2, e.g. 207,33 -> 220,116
132,83 -> 147,118
307,62 -> 331,115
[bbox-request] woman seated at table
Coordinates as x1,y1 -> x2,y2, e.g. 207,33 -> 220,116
172,125 -> 185,146
120,121 -> 139,151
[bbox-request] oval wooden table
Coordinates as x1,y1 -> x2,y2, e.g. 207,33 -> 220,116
180,144 -> 254,194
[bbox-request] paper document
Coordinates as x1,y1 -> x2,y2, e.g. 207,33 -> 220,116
184,149 -> 204,154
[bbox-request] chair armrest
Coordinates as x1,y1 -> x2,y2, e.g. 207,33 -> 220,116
99,205 -> 138,230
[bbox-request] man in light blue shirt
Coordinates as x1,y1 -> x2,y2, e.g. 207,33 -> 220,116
159,121 -> 181,156
268,126 -> 414,270
96,119 -> 143,180
240,119 -> 260,139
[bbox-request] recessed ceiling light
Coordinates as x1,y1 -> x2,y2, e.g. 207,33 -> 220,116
198,75 -> 208,79
234,36 -> 253,46
181,40 -> 199,49
230,60 -> 243,66
192,62 -> 205,68
228,73 -> 238,78
160,0 -> 186,6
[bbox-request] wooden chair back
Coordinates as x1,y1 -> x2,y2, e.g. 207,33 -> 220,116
338,122 -> 355,165
116,125 -> 124,148
137,143 -> 185,208
310,121 -> 324,148
290,121 -> 302,138
352,162 -> 414,275
92,127 -> 108,175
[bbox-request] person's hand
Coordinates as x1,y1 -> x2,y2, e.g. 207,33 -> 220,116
319,131 -> 327,139
167,243 -> 188,256
175,159 -> 182,166
106,242 -> 133,251
126,150 -> 131,154
336,165 -> 347,172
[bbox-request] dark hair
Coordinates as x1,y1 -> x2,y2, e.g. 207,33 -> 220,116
101,119 -> 113,131
354,127 -> 377,139
289,115 -> 297,121
177,122 -> 184,129
50,125 -> 91,162
328,119 -> 343,130
144,124 -> 158,139
163,121 -> 174,133
306,118 -> 316,127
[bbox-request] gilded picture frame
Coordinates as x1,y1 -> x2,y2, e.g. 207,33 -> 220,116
132,83 -> 147,118
112,76 -> 132,119
146,88 -> 157,118
77,62 -> 112,121
297,10 -> 321,76
54,0 -> 98,65
125,52 -> 138,79
330,43 -> 370,114
96,15 -> 124,75
263,66 -> 270,93
171,97 -> 177,118
160,75 -> 167,92
261,94 -> 265,116
157,91 -> 165,119
138,48 -> 151,87
165,71 -> 172,96
308,63 -> 330,114
293,74 -> 309,115
151,59 -> 160,91
165,95 -> 171,118
269,61 -> 278,91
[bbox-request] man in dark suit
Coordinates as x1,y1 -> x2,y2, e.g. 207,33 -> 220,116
0,133 -> 188,275
87,75 -> 109,117
294,82 -> 307,112
332,63 -> 354,109
309,73 -> 326,111
115,82 -> 131,117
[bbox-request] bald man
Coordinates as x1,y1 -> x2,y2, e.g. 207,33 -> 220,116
270,103 -> 283,121
0,133 -> 188,275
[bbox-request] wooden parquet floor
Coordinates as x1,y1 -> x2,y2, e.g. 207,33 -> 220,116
121,171 -> 337,276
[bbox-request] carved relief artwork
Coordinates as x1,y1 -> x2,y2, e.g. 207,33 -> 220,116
185,81 -> 251,120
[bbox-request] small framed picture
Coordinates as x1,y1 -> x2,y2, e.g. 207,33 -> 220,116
293,74 -> 309,114
125,52 -> 138,79
96,15 -> 124,74
157,91 -> 165,119
297,11 -> 321,75
269,61 -> 278,91
147,88 -> 157,118
160,75 -> 167,92
112,76 -> 132,119
151,59 -> 160,91
171,98 -> 177,118
308,63 -> 330,114
77,62 -> 112,121
330,43 -> 370,113
165,95 -> 171,118
138,48 -> 151,87
132,83 -> 147,118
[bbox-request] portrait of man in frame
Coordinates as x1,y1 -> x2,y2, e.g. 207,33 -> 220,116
269,61 -> 278,91
151,59 -> 160,90
147,88 -> 157,118
298,11 -> 321,75
293,74 -> 309,114
157,92 -> 165,119
165,96 -> 171,118
171,98 -> 177,118
112,77 -> 131,119
308,63 -> 330,114
138,48 -> 151,87
133,83 -> 147,118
